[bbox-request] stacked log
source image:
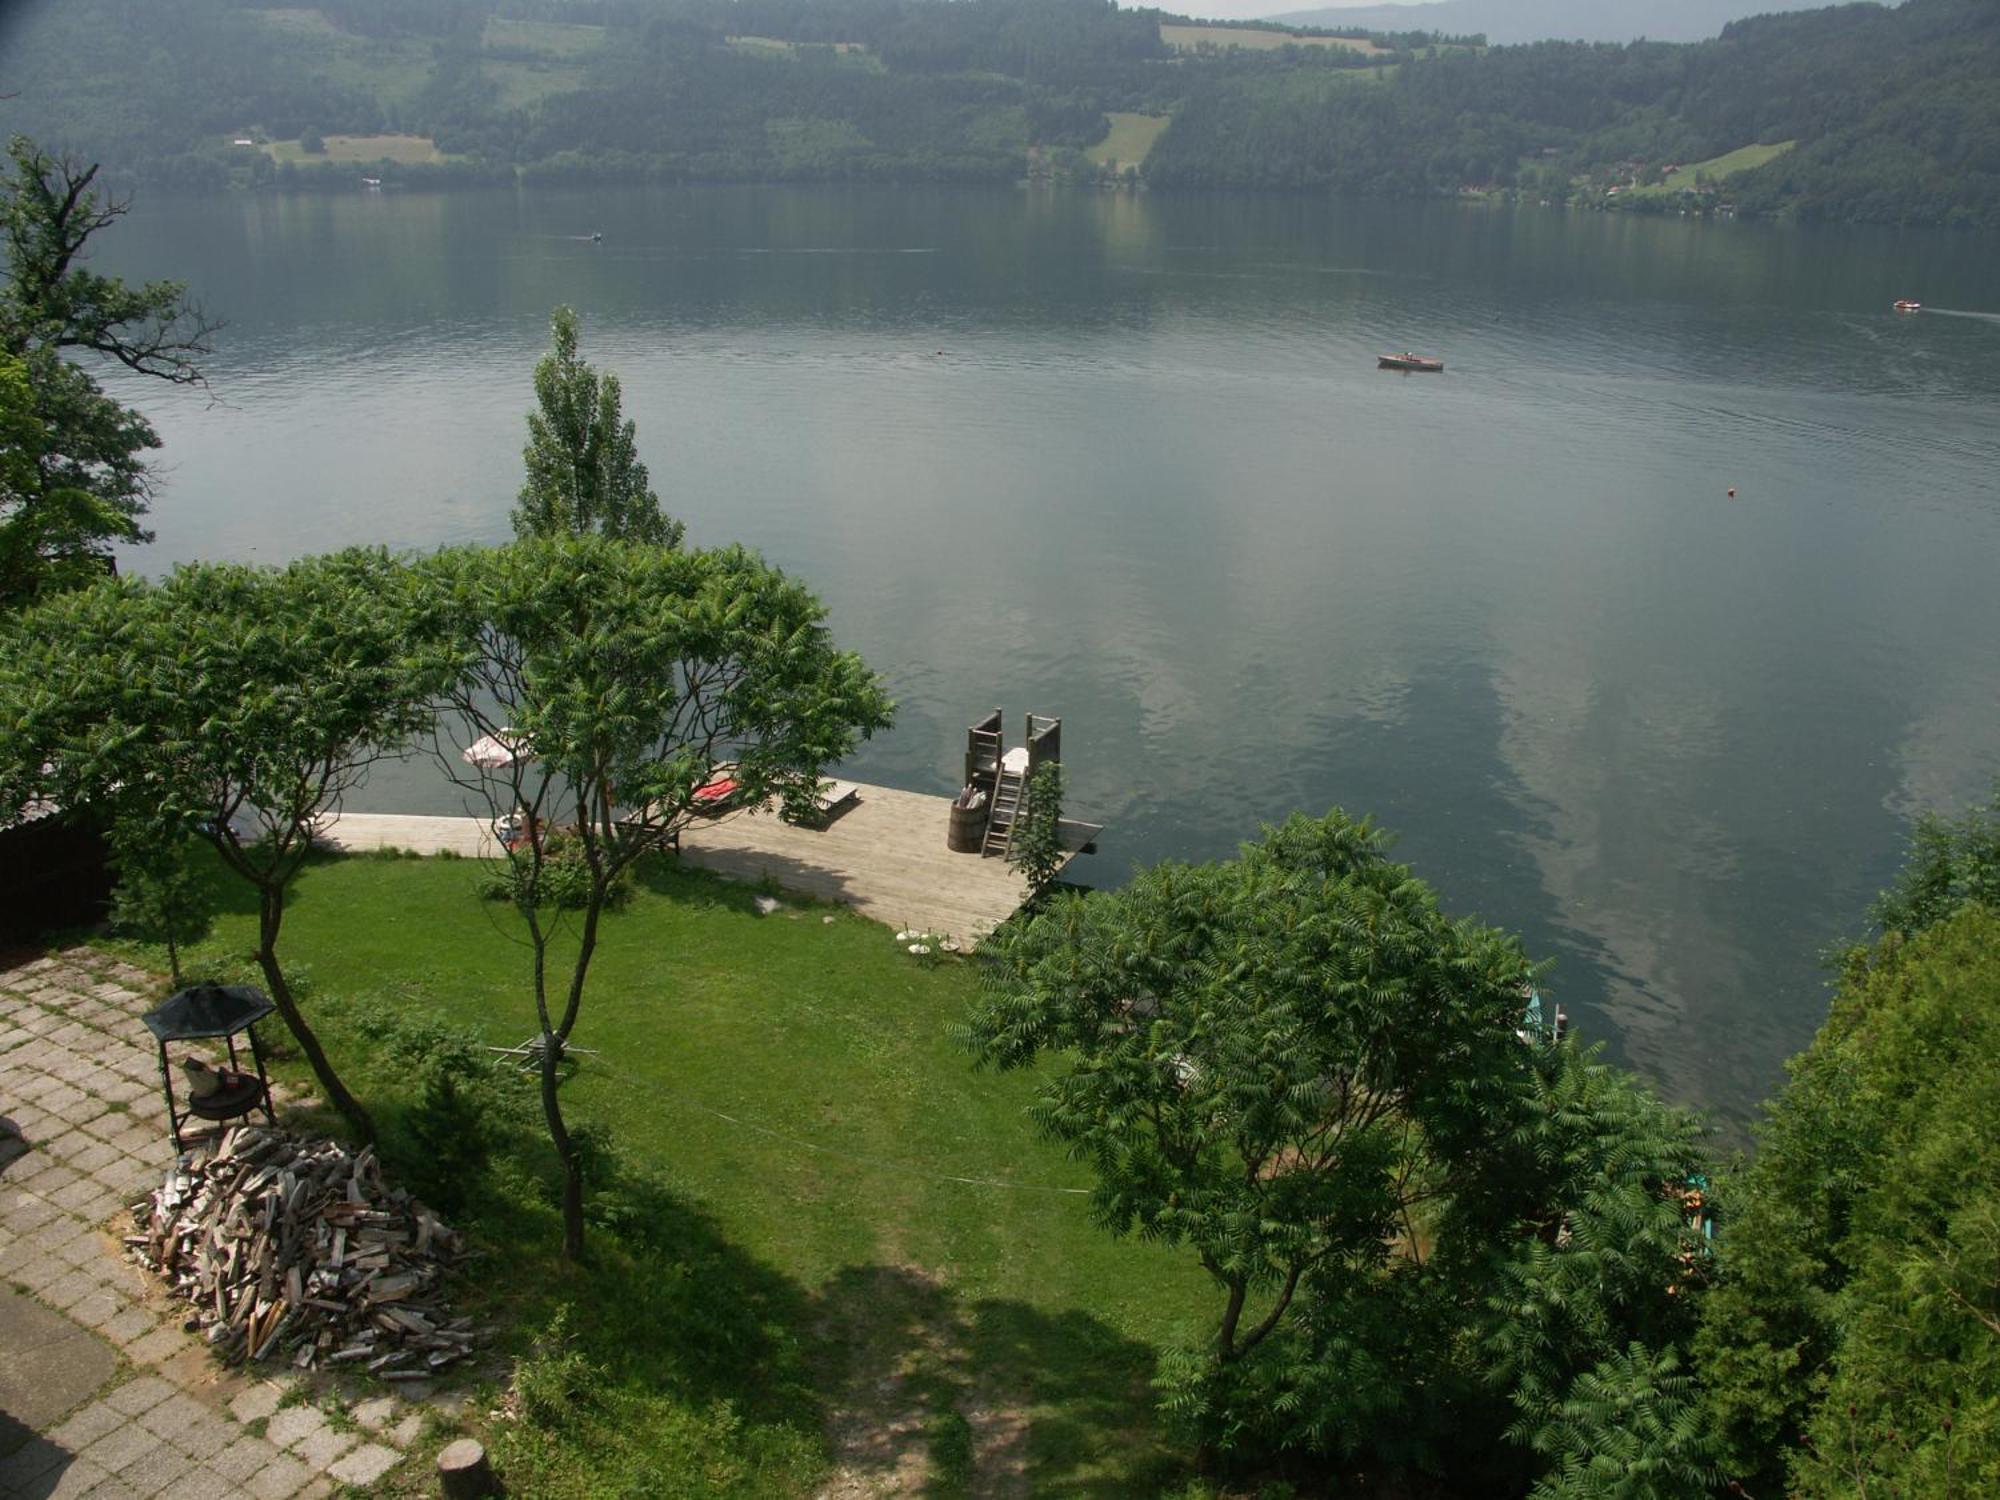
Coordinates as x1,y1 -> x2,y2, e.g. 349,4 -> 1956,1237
127,1125 -> 477,1377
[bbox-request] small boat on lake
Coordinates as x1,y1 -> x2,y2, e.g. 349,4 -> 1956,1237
1893,299 -> 1921,313
1379,352 -> 1444,372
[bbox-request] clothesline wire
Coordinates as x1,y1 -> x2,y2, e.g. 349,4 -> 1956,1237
585,1057 -> 1091,1196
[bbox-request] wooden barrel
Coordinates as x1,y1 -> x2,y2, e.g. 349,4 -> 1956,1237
946,802 -> 987,853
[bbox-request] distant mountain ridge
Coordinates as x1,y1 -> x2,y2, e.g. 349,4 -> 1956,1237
1265,0 -> 1842,45
1,0 -> 1993,228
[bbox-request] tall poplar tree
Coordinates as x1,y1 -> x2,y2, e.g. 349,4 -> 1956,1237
512,306 -> 683,546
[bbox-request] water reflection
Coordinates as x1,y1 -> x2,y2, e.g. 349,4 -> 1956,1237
97,186 -> 2000,1127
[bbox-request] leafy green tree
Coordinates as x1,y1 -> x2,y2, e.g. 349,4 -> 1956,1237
1006,760 -> 1065,896
1697,902 -> 2000,1498
968,809 -> 1713,1487
512,306 -> 683,547
970,812 -> 1516,1371
1526,1344 -> 1716,1500
421,536 -> 891,1258
1871,783 -> 2000,937
0,551 -> 446,1141
107,821 -> 215,986
0,136 -> 215,607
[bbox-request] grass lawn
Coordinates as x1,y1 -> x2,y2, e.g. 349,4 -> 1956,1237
1663,140 -> 1795,189
263,134 -> 456,165
110,852 -> 1212,1496
1086,113 -> 1171,170
1160,23 -> 1385,55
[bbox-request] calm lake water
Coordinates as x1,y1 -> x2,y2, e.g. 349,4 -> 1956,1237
96,185 -> 2000,1127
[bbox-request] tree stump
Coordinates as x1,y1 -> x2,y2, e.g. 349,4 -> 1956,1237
437,1438 -> 497,1498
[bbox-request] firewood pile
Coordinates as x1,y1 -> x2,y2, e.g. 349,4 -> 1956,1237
126,1125 -> 477,1377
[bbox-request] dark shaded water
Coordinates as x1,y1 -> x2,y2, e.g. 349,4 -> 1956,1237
97,185 -> 2000,1126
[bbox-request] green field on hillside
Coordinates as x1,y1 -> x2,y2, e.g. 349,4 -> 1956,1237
482,16 -> 606,57
1160,22 -> 1384,54
1665,140 -> 1796,188
1086,112 -> 1171,169
261,133 -> 455,164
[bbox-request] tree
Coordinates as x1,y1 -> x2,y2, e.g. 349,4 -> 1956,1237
0,136 -> 217,606
967,810 -> 1714,1488
0,550 -> 446,1141
967,812 -> 1530,1448
107,820 -> 215,986
422,536 -> 891,1259
1698,888 -> 2000,1493
1870,782 -> 2000,938
1006,760 -> 1065,896
512,306 -> 683,546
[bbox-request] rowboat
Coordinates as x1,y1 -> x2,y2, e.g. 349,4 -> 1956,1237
1378,352 -> 1444,372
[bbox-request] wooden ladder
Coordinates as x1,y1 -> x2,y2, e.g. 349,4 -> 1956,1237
982,759 -> 1027,858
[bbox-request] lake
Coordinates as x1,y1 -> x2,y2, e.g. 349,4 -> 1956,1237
94,184 -> 2000,1127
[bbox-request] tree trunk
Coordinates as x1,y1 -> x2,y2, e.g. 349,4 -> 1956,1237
539,1027 -> 586,1262
1216,1277 -> 1247,1362
256,890 -> 374,1142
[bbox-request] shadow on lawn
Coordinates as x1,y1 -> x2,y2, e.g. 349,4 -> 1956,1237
400,1122 -> 1174,1496
814,1264 -> 1172,1498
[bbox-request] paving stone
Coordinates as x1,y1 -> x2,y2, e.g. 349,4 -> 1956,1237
80,1421 -> 166,1475
262,1405 -> 328,1453
288,1425 -> 357,1470
0,1437 -> 67,1490
326,1441 -> 400,1487
100,1306 -> 158,1347
125,1327 -> 188,1368
33,1457 -> 111,1499
346,1394 -> 396,1431
386,1411 -> 427,1448
43,1269 -> 107,1311
5,1196 -> 61,1233
49,1228 -> 103,1267
170,1470 -> 243,1500
103,1375 -> 175,1416
68,1291 -> 126,1330
111,1443 -> 192,1497
244,1451 -> 316,1500
171,1415 -> 239,1463
65,1141 -> 120,1175
227,1383 -> 285,1425
78,1478 -> 145,1500
51,1178 -> 109,1214
208,1435 -> 282,1484
137,1391 -> 211,1440
48,1399 -> 127,1453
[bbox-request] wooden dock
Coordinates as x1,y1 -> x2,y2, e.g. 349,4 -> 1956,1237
314,782 -> 1097,946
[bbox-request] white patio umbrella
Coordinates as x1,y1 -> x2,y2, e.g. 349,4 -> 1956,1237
461,731 -> 529,770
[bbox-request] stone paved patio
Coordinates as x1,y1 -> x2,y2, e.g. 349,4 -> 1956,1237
0,948 -> 429,1499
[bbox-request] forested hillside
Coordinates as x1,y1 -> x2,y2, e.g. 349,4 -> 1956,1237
0,0 -> 1995,226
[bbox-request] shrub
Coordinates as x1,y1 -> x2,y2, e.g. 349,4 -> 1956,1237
514,1304 -> 604,1429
